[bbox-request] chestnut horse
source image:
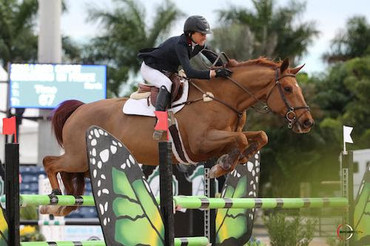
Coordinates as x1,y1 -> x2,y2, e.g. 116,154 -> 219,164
40,58 -> 314,216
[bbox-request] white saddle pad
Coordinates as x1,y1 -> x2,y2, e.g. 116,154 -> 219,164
123,80 -> 189,117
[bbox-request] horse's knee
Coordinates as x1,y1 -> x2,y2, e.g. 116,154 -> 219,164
257,131 -> 268,146
232,133 -> 248,150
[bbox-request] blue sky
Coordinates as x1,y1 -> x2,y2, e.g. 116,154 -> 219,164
61,0 -> 370,74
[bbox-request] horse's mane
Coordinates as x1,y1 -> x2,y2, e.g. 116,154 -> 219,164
227,57 -> 282,69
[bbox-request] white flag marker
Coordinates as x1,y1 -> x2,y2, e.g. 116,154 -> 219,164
343,125 -> 353,154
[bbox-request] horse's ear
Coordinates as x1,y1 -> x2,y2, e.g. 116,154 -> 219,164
290,64 -> 305,74
280,58 -> 289,73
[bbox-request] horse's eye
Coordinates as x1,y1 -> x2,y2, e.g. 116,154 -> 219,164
284,87 -> 292,93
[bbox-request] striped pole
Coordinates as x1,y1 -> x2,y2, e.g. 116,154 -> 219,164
1,195 -> 349,209
173,197 -> 349,209
21,242 -> 105,246
20,237 -> 209,246
0,194 -> 96,206
20,219 -> 100,226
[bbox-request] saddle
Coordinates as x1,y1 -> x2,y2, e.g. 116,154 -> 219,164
130,73 -> 184,107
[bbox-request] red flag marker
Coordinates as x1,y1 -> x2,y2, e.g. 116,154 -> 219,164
154,111 -> 168,131
2,116 -> 17,143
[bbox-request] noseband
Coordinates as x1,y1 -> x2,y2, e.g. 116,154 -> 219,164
265,69 -> 310,128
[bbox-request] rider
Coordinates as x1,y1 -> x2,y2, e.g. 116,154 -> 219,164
138,15 -> 233,139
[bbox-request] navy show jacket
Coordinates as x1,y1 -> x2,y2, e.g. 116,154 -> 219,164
138,34 -> 220,79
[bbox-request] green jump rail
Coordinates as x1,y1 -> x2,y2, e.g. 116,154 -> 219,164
20,237 -> 209,246
173,196 -> 349,209
1,195 -> 348,209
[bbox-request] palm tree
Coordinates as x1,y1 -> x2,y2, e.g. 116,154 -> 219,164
0,0 -> 81,67
0,0 -> 39,67
211,0 -> 319,63
323,16 -> 370,63
83,0 -> 184,97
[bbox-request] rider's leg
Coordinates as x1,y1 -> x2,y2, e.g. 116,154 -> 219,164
140,62 -> 172,90
153,86 -> 171,140
140,62 -> 172,140
155,86 -> 171,111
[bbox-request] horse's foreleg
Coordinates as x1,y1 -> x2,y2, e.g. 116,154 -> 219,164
239,131 -> 268,163
193,130 -> 248,178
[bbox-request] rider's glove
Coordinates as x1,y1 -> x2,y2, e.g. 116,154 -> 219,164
215,68 -> 233,78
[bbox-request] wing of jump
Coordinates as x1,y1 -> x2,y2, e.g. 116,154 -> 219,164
215,153 -> 260,246
86,126 -> 164,246
353,167 -> 370,245
0,203 -> 8,246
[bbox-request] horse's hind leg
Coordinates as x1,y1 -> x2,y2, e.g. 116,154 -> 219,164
40,155 -> 86,216
42,156 -> 63,193
57,172 -> 86,216
39,155 -> 64,215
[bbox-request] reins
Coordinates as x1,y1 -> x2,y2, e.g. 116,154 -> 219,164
171,80 -> 244,131
172,60 -> 310,130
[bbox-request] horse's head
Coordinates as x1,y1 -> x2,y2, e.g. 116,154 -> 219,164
265,58 -> 314,133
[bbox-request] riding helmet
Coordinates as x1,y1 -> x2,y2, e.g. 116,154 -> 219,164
183,15 -> 212,34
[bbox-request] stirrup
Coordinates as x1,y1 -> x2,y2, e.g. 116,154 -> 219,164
153,130 -> 165,140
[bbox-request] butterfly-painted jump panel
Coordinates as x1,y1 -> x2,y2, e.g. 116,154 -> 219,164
216,153 -> 261,246
86,126 -> 164,246
0,203 -> 8,246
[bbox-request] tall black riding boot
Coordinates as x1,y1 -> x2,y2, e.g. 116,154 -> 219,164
153,86 -> 171,140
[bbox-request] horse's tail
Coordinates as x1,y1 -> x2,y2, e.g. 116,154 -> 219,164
52,100 -> 84,147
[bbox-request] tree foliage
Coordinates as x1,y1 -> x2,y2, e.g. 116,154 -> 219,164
323,16 -> 370,63
0,0 -> 39,66
314,56 -> 370,145
82,0 -> 184,97
211,0 -> 319,63
0,0 -> 82,68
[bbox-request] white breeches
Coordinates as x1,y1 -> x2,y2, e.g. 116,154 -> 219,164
140,62 -> 172,91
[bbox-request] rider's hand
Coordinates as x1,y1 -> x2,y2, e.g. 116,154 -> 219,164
215,68 -> 232,78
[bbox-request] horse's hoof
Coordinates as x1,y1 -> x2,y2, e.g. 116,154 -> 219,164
39,205 -> 49,214
40,205 -> 65,216
209,164 -> 227,179
40,205 -> 60,216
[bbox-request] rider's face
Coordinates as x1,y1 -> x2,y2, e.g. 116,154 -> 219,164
191,32 -> 207,46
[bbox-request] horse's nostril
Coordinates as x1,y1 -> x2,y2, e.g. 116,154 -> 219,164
304,119 -> 314,128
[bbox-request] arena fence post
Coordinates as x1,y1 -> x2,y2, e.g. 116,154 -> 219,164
159,140 -> 175,246
5,143 -> 20,246
204,159 -> 216,244
341,150 -> 354,246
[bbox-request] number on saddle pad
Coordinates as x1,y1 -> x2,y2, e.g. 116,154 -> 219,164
86,126 -> 165,245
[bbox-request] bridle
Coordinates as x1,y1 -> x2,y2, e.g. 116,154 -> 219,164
173,57 -> 310,129
264,68 -> 310,128
209,52 -> 310,127
178,67 -> 310,130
